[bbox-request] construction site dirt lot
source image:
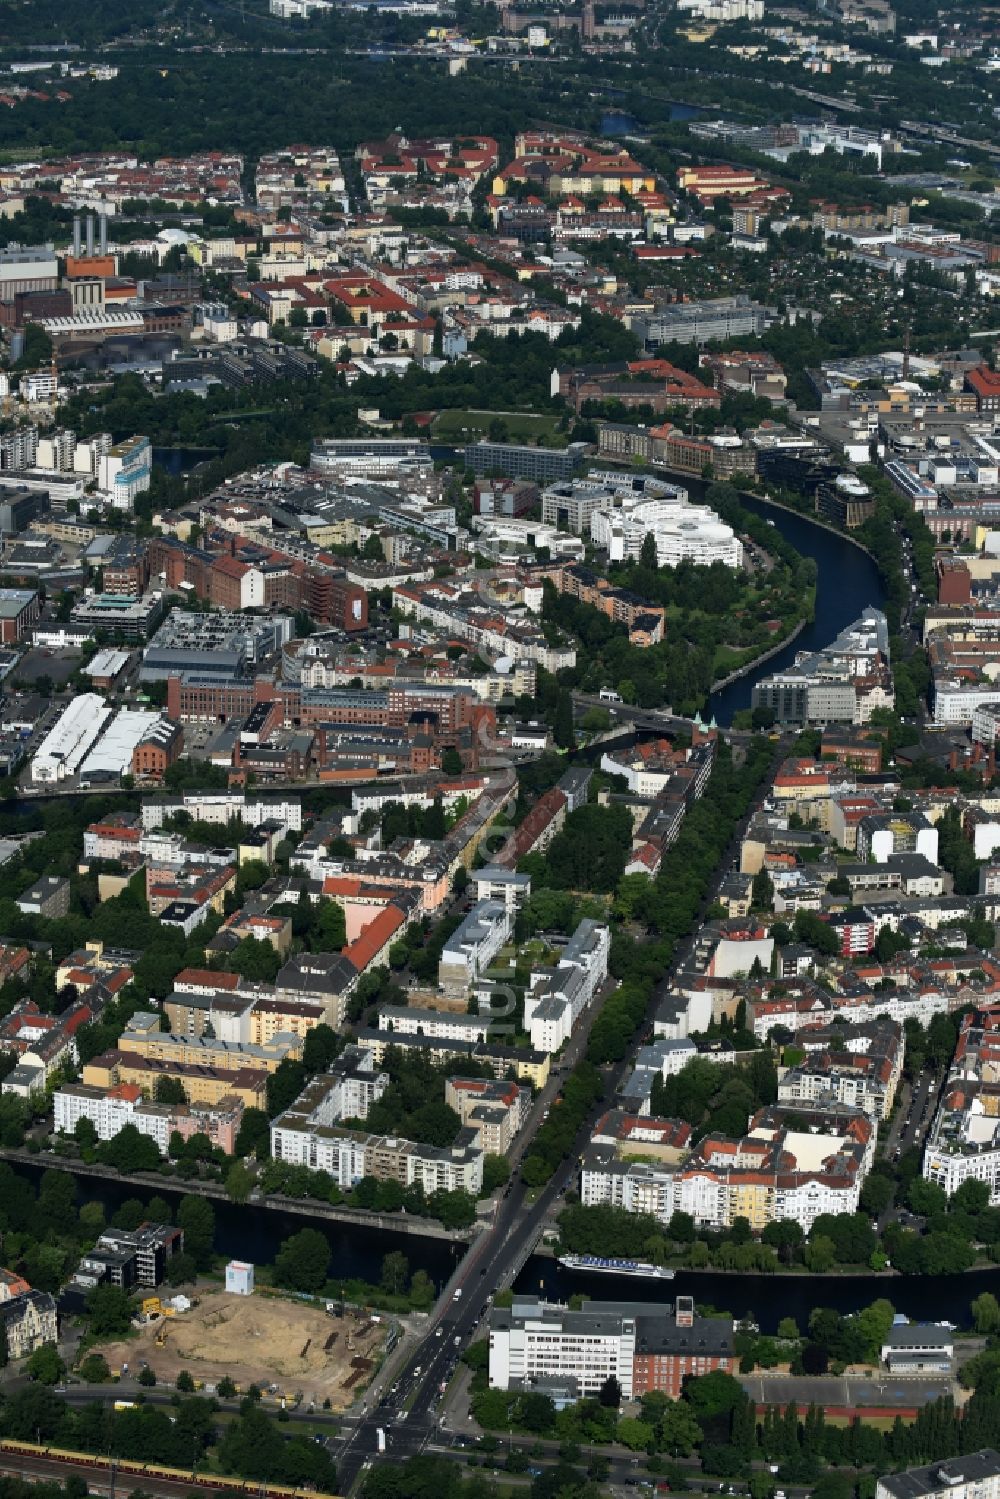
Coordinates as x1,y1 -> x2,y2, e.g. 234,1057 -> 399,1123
91,1290 -> 387,1409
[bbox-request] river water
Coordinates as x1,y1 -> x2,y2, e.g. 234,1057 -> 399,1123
708,497 -> 887,726
513,1259 -> 997,1333
14,1154 -> 998,1333
152,447 -> 219,476
12,1163 -> 464,1294
600,102 -> 699,136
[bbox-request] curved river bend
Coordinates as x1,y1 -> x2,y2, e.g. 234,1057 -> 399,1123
709,495 -> 887,726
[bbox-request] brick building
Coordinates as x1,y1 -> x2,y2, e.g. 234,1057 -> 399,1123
103,538 -> 149,598
965,365 -> 1000,414
0,588 -> 39,644
631,1296 -> 736,1398
937,557 -> 972,606
131,719 -> 184,780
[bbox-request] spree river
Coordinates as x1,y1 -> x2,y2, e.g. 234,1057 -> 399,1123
709,496 -> 887,726
21,1162 -> 998,1332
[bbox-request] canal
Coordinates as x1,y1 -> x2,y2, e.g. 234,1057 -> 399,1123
14,1163 -> 996,1330
512,1258 -> 995,1333
11,1162 -> 465,1293
708,496 -> 887,726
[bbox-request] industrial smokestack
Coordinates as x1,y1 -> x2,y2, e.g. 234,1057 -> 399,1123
85,215 -> 95,256
72,215 -> 81,257
98,213 -> 108,255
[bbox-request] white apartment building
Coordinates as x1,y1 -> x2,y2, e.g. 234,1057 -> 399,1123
53,1085 -> 234,1157
523,919 -> 611,1054
82,820 -> 142,862
676,0 -> 763,15
674,1155 -> 864,1233
776,1019 -> 903,1121
391,583 -> 576,672
270,0 -> 334,20
272,1122 -> 368,1184
490,1297 -> 637,1399
54,1084 -> 137,1139
271,1110 -> 483,1194
582,1155 -> 676,1220
267,1046 -> 387,1143
582,1105 -> 874,1232
140,793 -> 302,834
747,984 -> 962,1040
376,1006 -> 491,1044
437,899 -> 511,994
923,1008 -> 1000,1204
21,371 -> 58,402
474,866 -> 531,913
924,1131 -> 1000,1203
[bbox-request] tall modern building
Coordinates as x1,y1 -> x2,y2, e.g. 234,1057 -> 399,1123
97,436 -> 152,511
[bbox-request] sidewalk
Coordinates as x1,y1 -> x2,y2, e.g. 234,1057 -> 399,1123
438,1363 -> 479,1438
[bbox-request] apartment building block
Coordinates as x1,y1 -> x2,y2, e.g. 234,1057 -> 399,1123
438,899 -> 512,995
777,1018 -> 903,1120
877,1453 -> 1000,1499
523,919 -> 611,1053
923,1006 -> 1000,1204
82,1050 -> 269,1110
445,1075 -> 527,1154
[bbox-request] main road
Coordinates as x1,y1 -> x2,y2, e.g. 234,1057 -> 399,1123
335,742 -> 781,1493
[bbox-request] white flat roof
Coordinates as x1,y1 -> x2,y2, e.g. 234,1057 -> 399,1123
80,709 -> 164,777
86,648 -> 131,678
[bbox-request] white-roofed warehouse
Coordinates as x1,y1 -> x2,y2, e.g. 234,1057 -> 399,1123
31,694 -> 113,784
79,710 -> 166,784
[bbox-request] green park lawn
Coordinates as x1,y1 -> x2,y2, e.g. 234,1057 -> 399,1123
431,408 -> 566,445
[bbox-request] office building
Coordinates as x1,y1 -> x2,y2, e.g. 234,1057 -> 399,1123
0,244 -> 59,297
309,438 -> 432,479
489,1296 -> 734,1401
541,471 -> 686,537
752,609 -> 893,725
140,609 -> 294,683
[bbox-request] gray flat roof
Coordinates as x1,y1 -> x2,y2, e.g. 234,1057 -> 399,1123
878,1451 -> 1000,1499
